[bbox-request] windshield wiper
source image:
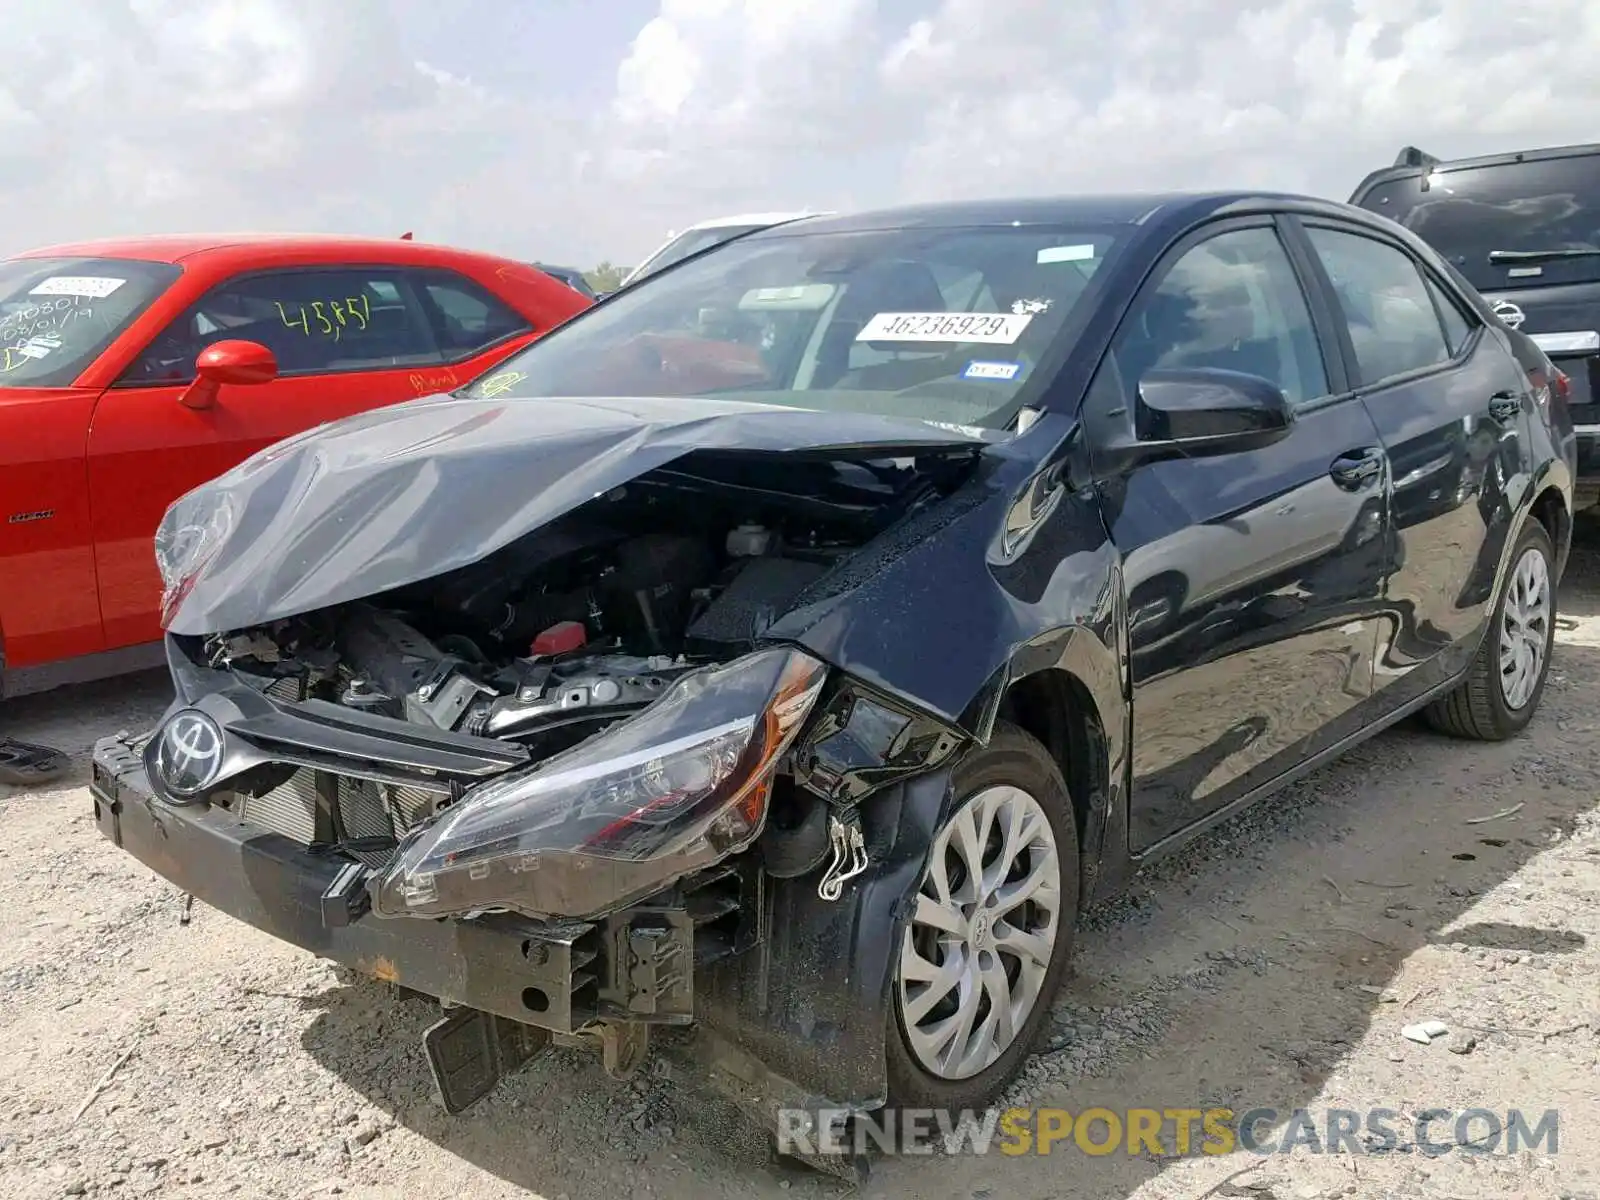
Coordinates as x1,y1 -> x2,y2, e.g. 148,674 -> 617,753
1488,248 -> 1600,264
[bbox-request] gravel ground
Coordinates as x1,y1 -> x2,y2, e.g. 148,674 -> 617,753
3,517 -> 1598,1200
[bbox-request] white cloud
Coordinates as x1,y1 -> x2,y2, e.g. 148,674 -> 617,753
2,0 -> 1600,266
881,0 -> 1600,203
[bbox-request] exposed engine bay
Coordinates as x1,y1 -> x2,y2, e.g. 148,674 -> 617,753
198,449 -> 969,757
99,439 -> 984,1152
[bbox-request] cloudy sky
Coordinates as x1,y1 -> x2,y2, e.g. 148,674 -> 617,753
2,0 -> 1596,269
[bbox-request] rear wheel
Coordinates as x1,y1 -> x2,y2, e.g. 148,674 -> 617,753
1422,519 -> 1556,740
886,722 -> 1079,1110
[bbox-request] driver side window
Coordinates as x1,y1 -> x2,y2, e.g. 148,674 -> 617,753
1113,225 -> 1330,410
116,268 -> 443,385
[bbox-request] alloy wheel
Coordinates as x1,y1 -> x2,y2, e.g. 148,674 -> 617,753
896,784 -> 1062,1080
1499,545 -> 1551,711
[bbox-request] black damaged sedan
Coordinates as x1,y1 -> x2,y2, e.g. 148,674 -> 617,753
94,193 -> 1575,1158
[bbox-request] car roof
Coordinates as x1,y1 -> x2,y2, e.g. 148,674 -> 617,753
745,192 -> 1343,236
679,211 -> 818,232
9,233 -> 509,266
1351,141 -> 1600,201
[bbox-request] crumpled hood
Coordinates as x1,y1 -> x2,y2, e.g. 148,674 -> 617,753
160,392 -> 994,636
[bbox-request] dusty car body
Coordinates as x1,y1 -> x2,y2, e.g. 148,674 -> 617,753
92,192 -> 1575,1174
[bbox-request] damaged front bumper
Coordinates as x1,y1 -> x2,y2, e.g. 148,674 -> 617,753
90,732 -> 697,1037
91,725 -> 956,1158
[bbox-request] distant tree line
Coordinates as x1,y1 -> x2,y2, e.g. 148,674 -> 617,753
583,263 -> 630,293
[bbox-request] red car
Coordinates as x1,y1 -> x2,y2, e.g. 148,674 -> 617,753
0,234 -> 591,699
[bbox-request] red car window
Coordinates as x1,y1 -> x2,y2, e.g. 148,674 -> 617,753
119,267 -> 448,384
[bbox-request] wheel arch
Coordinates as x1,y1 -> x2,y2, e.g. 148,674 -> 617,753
1530,482 -> 1572,582
994,659 -> 1122,908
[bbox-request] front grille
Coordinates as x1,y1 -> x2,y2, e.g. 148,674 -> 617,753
234,768 -> 447,867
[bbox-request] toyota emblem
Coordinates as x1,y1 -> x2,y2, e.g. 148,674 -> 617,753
154,710 -> 225,796
1491,300 -> 1527,330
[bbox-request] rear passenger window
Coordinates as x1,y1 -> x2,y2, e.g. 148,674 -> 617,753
1424,274 -> 1475,356
119,268 -> 442,383
1305,228 -> 1452,386
417,271 -> 532,358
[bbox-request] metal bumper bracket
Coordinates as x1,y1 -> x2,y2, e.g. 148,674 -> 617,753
320,861 -> 371,927
615,910 -> 693,1019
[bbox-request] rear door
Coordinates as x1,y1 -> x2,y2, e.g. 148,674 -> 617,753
86,264 -> 536,650
1291,217 -> 1534,706
1095,217 -> 1392,852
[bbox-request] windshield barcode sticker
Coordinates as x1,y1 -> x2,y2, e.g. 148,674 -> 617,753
856,312 -> 1032,344
29,276 -> 126,299
1037,244 -> 1097,264
962,360 -> 1022,381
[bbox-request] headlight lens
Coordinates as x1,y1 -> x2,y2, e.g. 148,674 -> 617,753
154,489 -> 235,626
370,645 -> 828,921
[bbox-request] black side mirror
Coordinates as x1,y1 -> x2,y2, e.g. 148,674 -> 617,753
1134,367 -> 1294,455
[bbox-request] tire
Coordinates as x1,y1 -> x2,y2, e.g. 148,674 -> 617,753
885,721 -> 1080,1111
1422,519 -> 1556,741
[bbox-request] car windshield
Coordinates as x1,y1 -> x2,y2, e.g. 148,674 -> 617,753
629,224 -> 776,283
1355,154 -> 1600,291
462,225 -> 1123,431
0,256 -> 181,387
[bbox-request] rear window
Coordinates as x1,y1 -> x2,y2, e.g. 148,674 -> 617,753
0,257 -> 181,387
1354,153 -> 1600,291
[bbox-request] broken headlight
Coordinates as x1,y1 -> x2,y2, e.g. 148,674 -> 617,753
154,489 -> 235,627
370,645 -> 828,921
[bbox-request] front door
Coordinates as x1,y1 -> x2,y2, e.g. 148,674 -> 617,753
85,265 -> 532,650
1089,219 -> 1392,853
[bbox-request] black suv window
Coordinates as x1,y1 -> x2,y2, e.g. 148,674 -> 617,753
119,268 -> 443,385
418,271 -> 532,356
1113,226 -> 1329,409
1306,228 -> 1451,387
1354,153 -> 1600,292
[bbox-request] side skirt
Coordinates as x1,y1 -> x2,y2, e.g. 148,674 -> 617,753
0,641 -> 166,700
1128,663 -> 1473,870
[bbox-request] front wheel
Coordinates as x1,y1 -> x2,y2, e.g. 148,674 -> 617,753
1422,519 -> 1557,740
886,722 -> 1079,1110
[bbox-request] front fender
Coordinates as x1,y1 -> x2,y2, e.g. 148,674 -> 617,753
695,765 -> 955,1110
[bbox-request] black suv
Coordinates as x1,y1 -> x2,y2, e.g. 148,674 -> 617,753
1352,144 -> 1600,509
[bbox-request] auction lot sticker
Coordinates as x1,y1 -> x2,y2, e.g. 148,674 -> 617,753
857,312 -> 1033,344
29,276 -> 126,298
